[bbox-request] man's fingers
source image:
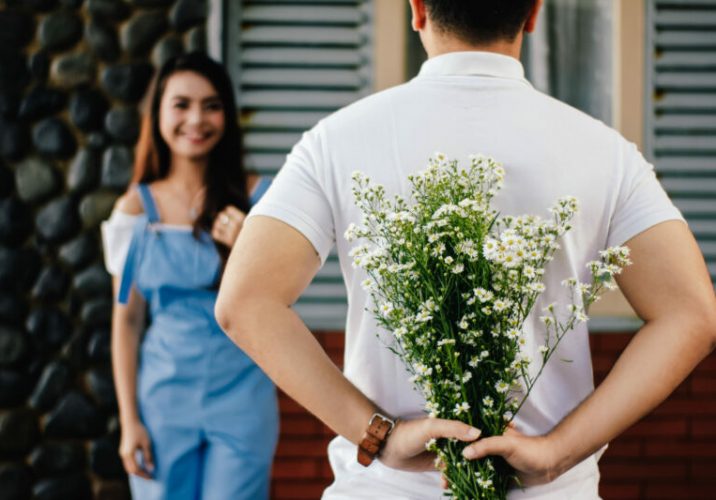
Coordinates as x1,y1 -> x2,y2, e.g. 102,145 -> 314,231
424,418 -> 481,442
462,435 -> 512,460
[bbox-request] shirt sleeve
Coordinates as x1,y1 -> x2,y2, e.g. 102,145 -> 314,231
248,125 -> 335,264
100,211 -> 139,277
607,140 -> 685,248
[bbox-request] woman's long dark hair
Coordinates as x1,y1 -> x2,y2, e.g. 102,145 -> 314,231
131,52 -> 250,262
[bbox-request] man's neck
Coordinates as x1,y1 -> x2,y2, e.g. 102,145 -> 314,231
425,33 -> 524,61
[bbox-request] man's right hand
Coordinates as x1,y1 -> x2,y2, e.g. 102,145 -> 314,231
378,417 -> 481,471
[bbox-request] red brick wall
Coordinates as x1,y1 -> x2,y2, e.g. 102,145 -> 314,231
270,332 -> 716,500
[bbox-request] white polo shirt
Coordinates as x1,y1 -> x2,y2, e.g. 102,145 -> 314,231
249,51 -> 683,499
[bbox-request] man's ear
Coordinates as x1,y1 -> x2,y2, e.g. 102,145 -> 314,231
524,0 -> 544,33
408,0 -> 427,32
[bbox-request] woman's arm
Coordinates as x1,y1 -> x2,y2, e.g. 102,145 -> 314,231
111,278 -> 154,478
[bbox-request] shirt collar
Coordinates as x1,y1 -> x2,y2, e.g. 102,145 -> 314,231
417,51 -> 528,83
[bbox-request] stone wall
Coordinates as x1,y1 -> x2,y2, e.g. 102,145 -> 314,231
0,1 -> 207,498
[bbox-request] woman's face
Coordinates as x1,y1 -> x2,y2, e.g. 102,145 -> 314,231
158,70 -> 226,161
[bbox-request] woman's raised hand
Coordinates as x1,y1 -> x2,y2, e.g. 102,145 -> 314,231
119,419 -> 154,479
211,205 -> 246,247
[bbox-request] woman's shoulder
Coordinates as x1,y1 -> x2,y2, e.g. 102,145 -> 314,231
114,186 -> 145,216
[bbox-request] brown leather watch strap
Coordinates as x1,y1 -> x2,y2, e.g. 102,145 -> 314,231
357,413 -> 395,467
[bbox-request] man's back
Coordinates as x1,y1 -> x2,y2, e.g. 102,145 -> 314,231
250,51 -> 681,498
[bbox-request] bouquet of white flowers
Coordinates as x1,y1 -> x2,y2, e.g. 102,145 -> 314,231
346,154 -> 631,499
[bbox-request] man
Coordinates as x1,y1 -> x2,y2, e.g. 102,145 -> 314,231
215,0 -> 716,498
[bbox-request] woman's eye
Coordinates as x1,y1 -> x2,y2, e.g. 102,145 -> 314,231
173,101 -> 189,109
206,102 -> 223,111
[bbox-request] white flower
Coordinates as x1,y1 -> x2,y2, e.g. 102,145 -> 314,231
495,380 -> 510,393
462,371 -> 472,383
453,401 -> 471,416
451,263 -> 464,274
482,396 -> 494,408
380,303 -> 394,317
468,356 -> 480,368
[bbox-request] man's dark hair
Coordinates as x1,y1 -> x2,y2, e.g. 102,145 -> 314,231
424,0 -> 538,45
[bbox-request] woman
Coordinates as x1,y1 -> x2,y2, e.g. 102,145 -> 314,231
101,53 -> 277,499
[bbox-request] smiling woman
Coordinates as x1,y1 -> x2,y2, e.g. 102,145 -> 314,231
100,53 -> 278,500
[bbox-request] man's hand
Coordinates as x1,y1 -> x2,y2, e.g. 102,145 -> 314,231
461,425 -> 559,487
380,417 -> 481,471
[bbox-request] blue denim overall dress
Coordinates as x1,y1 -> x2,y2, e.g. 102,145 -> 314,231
117,180 -> 278,499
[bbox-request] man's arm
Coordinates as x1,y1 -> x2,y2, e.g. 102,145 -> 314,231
462,220 -> 716,485
215,216 -> 482,470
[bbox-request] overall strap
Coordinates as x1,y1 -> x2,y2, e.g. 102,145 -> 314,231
137,184 -> 161,223
250,176 -> 272,206
117,220 -> 146,304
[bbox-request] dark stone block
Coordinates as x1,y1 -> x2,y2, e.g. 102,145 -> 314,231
32,264 -> 70,300
33,474 -> 92,500
33,118 -> 77,160
87,329 -> 110,362
79,192 -> 118,228
0,162 -> 12,197
105,106 -> 139,143
130,0 -> 174,6
0,326 -> 29,368
45,391 -> 105,438
21,0 -> 59,11
0,91 -> 21,120
26,307 -> 73,352
73,263 -> 112,297
88,0 -> 131,22
0,198 -> 33,245
36,196 -> 80,243
0,246 -> 41,291
86,18 -> 120,63
90,435 -> 123,479
30,442 -> 86,477
0,409 -> 39,457
69,88 -> 109,132
67,148 -> 100,193
86,368 -> 116,411
39,10 -> 83,52
29,52 -> 51,83
0,10 -> 35,49
170,0 -> 207,32
101,145 -> 133,190
29,360 -> 72,412
18,86 -> 66,122
51,52 -> 97,89
80,298 -> 112,327
0,49 -> 30,92
153,35 -> 184,68
60,0 -> 85,8
101,62 -> 154,103
121,12 -> 168,57
15,157 -> 60,203
0,295 -> 28,326
0,463 -> 32,500
0,121 -> 30,161
0,369 -> 32,407
59,232 -> 98,270
87,132 -> 109,150
96,481 -> 131,500
187,26 -> 207,53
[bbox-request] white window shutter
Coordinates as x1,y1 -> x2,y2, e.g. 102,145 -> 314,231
645,0 -> 716,285
225,0 -> 374,329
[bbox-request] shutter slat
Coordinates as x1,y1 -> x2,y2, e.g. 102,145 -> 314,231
244,131 -> 302,151
661,177 -> 716,195
243,5 -> 363,24
655,114 -> 716,131
655,72 -> 716,89
242,68 -> 364,89
672,198 -> 716,216
655,10 -> 716,27
689,219 -> 716,237
655,135 -> 716,152
655,92 -> 716,111
243,47 -> 363,67
656,51 -> 716,68
241,90 -> 362,109
656,157 -> 716,172
242,26 -> 364,46
656,30 -> 716,47
244,110 -> 329,129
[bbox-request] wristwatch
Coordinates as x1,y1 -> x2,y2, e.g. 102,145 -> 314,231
357,412 -> 396,466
